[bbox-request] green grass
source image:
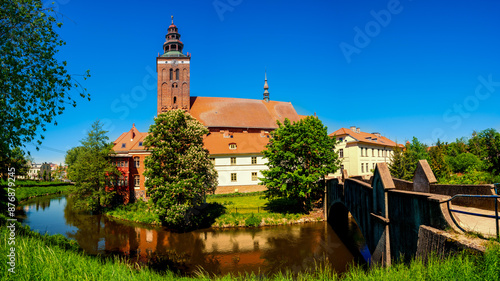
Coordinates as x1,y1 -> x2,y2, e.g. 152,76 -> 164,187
206,194 -> 268,214
0,179 -> 72,187
2,216 -> 500,280
7,185 -> 71,202
105,200 -> 161,225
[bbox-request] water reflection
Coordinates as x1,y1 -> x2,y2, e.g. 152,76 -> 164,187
19,195 -> 363,276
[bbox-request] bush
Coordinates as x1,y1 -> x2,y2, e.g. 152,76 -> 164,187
245,214 -> 261,227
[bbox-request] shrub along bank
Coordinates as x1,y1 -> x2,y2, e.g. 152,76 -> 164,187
105,192 -> 323,228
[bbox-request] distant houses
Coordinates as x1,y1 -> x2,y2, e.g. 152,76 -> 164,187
27,162 -> 66,181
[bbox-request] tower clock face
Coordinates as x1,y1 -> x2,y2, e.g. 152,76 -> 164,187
172,59 -> 178,67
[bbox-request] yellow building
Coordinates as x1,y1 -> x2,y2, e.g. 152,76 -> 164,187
329,127 -> 401,177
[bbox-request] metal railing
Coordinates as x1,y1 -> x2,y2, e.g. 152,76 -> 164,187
444,190 -> 500,239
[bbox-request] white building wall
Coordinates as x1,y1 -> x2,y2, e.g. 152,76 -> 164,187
212,154 -> 268,186
333,136 -> 395,177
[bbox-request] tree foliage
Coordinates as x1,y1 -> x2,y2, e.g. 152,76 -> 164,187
1,0 -> 90,172
143,110 -> 217,229
66,120 -> 118,212
0,147 -> 28,180
469,128 -> 500,174
428,141 -> 450,180
261,116 -> 340,212
389,137 -> 429,181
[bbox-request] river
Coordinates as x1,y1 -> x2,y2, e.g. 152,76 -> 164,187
17,195 -> 368,276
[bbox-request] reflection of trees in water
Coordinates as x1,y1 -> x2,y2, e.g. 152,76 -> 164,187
64,196 -> 105,254
260,225 -> 325,275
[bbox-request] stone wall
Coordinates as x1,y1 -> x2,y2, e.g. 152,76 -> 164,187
392,178 -> 413,191
416,225 -> 485,262
430,184 -> 497,210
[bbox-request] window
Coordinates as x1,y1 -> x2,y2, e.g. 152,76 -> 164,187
121,143 -> 126,148
338,137 -> 343,142
175,69 -> 179,80
366,163 -> 369,172
229,143 -> 237,150
169,68 -> 173,80
134,157 -> 140,168
134,175 -> 140,188
231,173 -> 237,182
341,165 -> 344,170
372,149 -> 374,157
360,148 -> 364,157
251,157 -> 257,164
173,96 -> 177,104
139,142 -> 143,147
252,172 -> 258,181
373,163 -> 375,169
361,163 -> 364,173
230,157 -> 236,165
339,149 -> 344,158
378,149 -> 380,157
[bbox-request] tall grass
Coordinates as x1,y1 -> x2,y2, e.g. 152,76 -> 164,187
1,219 -> 499,280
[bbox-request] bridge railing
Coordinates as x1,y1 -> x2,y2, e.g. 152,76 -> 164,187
444,193 -> 500,240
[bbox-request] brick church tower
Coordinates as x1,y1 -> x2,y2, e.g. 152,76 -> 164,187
156,16 -> 191,115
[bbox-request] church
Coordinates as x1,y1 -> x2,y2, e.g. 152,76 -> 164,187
110,18 -> 305,201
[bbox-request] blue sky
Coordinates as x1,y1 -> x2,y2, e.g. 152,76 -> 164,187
29,0 -> 500,164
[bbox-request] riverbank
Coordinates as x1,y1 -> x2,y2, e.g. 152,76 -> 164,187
1,181 -> 72,202
105,192 -> 325,228
2,214 -> 500,280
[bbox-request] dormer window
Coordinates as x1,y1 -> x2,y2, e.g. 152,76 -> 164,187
229,143 -> 237,150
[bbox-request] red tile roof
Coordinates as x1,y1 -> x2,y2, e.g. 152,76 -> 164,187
203,131 -> 269,155
189,97 -> 301,129
329,128 -> 399,147
112,124 -> 148,153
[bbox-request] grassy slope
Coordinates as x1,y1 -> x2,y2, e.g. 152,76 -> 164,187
14,185 -> 71,201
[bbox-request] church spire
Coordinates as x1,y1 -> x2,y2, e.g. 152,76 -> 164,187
263,71 -> 270,102
161,15 -> 186,57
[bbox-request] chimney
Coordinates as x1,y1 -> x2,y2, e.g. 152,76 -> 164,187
373,132 -> 381,138
356,127 -> 360,133
350,126 -> 356,132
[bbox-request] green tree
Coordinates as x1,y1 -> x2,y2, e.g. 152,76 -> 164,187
261,116 -> 340,212
0,147 -> 28,180
469,128 -> 500,174
66,120 -> 118,212
389,144 -> 411,180
143,110 -> 217,228
389,137 -> 429,181
428,141 -> 451,180
1,0 -> 90,175
445,153 -> 483,174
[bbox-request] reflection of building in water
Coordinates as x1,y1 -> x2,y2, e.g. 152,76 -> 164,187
103,223 -> 354,274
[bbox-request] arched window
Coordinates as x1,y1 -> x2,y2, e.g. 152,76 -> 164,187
175,69 -> 179,80
169,68 -> 173,80
173,96 -> 177,104
134,157 -> 140,168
